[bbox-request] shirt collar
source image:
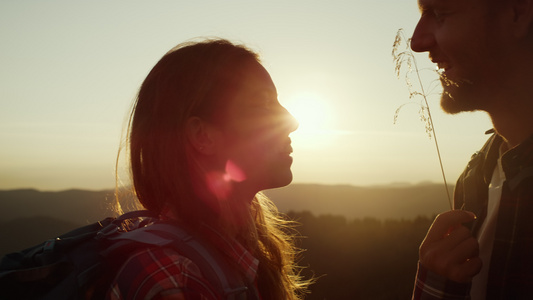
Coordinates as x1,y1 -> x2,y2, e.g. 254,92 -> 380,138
501,133 -> 533,180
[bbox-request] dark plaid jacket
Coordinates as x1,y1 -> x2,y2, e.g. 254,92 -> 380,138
413,132 -> 533,300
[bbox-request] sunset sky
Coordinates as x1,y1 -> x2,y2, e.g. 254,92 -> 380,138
1,1 -> 493,191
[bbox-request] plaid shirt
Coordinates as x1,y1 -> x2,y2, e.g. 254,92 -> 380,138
106,224 -> 260,300
413,132 -> 533,299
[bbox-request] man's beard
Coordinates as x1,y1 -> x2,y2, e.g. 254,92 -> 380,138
438,74 -> 479,114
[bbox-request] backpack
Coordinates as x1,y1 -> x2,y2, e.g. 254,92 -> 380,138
0,210 -> 258,300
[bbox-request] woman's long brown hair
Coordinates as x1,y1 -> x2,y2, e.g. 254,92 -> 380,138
118,39 -> 310,299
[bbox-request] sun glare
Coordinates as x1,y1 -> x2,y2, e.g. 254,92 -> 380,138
285,92 -> 332,135
284,92 -> 338,149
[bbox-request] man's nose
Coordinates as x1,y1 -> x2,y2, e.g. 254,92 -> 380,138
410,18 -> 435,53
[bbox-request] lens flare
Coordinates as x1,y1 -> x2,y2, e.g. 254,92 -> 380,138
205,160 -> 246,201
225,160 -> 246,182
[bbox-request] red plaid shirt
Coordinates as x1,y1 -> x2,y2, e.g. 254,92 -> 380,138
413,133 -> 533,299
106,224 -> 260,300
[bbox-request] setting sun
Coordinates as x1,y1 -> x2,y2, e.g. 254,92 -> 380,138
283,92 -> 339,150
285,92 -> 333,135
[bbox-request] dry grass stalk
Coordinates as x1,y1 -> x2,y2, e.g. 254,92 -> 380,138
392,28 -> 452,209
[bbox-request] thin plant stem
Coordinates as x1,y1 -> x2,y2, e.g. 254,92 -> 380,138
411,56 -> 452,209
393,29 -> 452,209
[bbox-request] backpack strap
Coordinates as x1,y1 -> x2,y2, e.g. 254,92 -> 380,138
102,221 -> 254,300
113,210 -> 159,222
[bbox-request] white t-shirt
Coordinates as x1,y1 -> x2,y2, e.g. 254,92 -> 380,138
470,156 -> 506,300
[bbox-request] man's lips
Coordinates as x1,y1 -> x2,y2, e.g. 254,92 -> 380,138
436,61 -> 450,69
429,53 -> 450,71
432,60 -> 451,73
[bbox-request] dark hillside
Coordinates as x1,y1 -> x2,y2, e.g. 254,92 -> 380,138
0,189 -> 126,224
0,216 -> 82,255
0,184 -> 445,298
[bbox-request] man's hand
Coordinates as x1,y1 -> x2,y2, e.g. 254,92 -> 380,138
419,210 -> 482,283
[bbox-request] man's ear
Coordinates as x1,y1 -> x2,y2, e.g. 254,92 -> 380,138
185,117 -> 218,155
510,0 -> 533,38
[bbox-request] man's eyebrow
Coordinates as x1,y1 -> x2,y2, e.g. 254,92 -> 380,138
419,0 -> 455,12
417,0 -> 437,13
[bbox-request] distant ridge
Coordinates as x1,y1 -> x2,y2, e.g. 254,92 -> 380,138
0,188 -> 118,224
0,182 -> 451,223
0,183 -> 451,257
264,182 -> 451,220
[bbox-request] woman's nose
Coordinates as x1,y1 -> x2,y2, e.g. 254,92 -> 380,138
280,106 -> 299,133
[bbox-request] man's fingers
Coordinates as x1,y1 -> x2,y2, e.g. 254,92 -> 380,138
421,225 -> 472,254
443,225 -> 474,248
463,257 -> 483,278
449,257 -> 483,283
449,235 -> 479,264
418,210 -> 481,283
421,235 -> 479,273
424,210 -> 477,244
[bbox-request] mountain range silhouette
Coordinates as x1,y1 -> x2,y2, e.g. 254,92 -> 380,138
0,182 -> 450,256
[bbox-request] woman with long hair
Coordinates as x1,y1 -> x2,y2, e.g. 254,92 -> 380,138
108,39 -> 309,300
